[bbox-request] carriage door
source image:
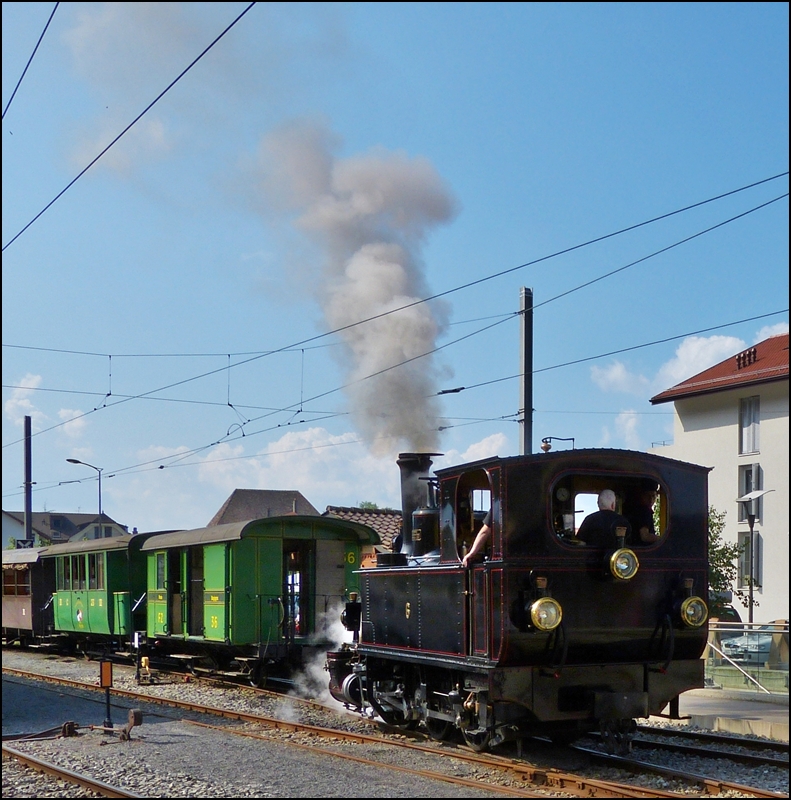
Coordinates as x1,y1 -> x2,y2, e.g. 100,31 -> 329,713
168,550 -> 183,636
149,552 -> 169,635
188,547 -> 204,636
283,541 -> 311,641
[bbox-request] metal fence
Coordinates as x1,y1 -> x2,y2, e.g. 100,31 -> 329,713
704,620 -> 789,695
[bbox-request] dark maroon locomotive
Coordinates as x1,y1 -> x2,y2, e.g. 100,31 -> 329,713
328,449 -> 710,752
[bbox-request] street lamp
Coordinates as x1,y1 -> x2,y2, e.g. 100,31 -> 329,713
67,459 -> 103,535
540,436 -> 575,453
735,488 -> 774,625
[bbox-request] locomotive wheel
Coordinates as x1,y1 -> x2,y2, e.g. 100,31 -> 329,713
461,727 -> 491,752
369,696 -> 417,729
425,717 -> 452,741
424,692 -> 454,741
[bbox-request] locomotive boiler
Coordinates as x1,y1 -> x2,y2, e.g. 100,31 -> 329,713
328,449 -> 710,752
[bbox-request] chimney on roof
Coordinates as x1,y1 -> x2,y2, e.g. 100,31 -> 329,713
736,347 -> 757,369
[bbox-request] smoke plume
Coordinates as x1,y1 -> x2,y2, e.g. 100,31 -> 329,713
255,120 -> 458,455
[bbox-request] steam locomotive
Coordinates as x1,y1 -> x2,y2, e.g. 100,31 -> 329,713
328,449 -> 710,753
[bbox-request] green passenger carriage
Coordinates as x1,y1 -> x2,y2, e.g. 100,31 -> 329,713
42,534 -> 151,645
141,516 -> 379,683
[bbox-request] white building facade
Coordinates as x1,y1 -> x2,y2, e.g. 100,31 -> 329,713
650,333 -> 789,625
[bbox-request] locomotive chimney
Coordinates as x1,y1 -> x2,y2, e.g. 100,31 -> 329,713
397,453 -> 440,556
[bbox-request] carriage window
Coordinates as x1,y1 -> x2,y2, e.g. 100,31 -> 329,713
4,566 -> 31,596
63,557 -> 72,590
73,555 -> 86,590
156,553 -> 166,590
97,552 -> 105,590
88,553 -> 104,590
552,475 -> 666,545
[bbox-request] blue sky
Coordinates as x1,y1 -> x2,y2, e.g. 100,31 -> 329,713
2,2 -> 788,533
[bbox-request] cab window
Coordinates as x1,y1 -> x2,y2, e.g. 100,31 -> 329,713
551,474 -> 666,545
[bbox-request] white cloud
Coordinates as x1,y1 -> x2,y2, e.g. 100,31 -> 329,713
654,335 -> 745,390
196,427 -> 402,510
57,409 -> 88,438
590,361 -> 649,394
68,116 -> 172,176
754,322 -> 789,343
4,374 -> 47,429
615,411 -> 641,449
434,433 -> 509,470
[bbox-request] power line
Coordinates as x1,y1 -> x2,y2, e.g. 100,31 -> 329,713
235,196 -> 789,426
2,2 -> 59,120
3,185 -> 787,449
1,2 -> 258,252
451,308 -> 788,394
3,177 -> 788,390
1,341 -> 339,358
106,307 -> 791,476
3,306 -> 785,500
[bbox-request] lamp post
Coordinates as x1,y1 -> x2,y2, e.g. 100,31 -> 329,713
67,459 -> 103,534
540,436 -> 575,453
735,488 -> 774,625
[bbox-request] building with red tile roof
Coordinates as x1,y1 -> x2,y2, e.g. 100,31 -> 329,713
650,333 -> 788,624
323,505 -> 402,551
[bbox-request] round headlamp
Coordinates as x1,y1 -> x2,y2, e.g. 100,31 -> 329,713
529,596 -> 563,631
679,596 -> 708,628
608,548 -> 639,581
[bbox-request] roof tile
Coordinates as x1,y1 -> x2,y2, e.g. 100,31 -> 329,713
651,333 -> 788,404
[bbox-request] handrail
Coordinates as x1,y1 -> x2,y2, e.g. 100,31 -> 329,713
706,640 -> 772,694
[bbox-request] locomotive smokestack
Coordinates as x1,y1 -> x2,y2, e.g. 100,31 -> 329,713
397,452 -> 440,556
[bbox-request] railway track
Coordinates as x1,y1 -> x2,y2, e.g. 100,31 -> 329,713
3,743 -> 142,798
585,726 -> 789,768
4,662 -> 786,798
569,743 -> 787,799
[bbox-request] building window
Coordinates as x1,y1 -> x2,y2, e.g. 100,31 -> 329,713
737,530 -> 763,590
739,396 -> 760,454
738,463 -> 762,522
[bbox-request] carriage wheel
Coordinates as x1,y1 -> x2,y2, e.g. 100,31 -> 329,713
249,663 -> 267,689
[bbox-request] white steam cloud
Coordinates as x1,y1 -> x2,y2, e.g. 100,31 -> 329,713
252,120 -> 458,455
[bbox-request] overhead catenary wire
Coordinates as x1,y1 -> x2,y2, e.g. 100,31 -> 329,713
3,178 -> 787,451
2,2 -> 59,120
3,305 -> 784,502
4,199 -> 788,453
4,171 -> 786,362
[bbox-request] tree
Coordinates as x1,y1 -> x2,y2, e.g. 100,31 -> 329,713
358,501 -> 379,510
707,505 -> 751,619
